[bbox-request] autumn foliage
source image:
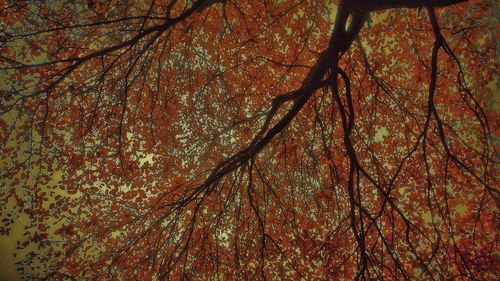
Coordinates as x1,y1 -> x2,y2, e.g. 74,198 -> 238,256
0,0 -> 498,280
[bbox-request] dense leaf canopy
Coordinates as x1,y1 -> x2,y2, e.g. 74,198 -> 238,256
0,0 -> 498,280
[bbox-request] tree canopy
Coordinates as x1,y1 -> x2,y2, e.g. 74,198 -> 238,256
0,0 -> 498,279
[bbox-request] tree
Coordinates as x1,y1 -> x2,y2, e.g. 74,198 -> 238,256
0,0 -> 498,279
